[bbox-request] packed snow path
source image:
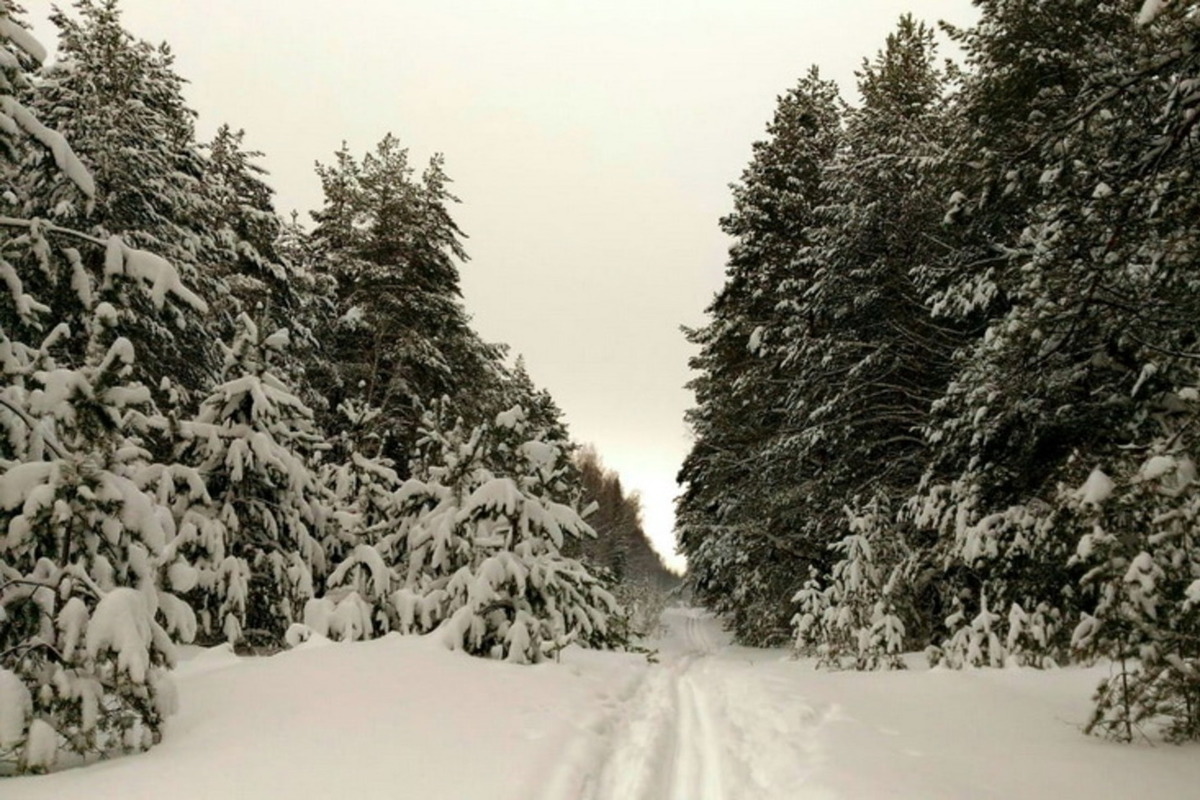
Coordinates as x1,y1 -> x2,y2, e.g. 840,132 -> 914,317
543,608 -> 833,800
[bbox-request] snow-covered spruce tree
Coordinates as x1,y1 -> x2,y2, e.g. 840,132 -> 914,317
173,315 -> 327,648
0,6 -> 205,772
910,1 -> 1200,678
304,357 -> 585,645
911,483 -> 1071,669
388,405 -> 624,663
10,0 -> 230,400
0,323 -> 191,773
1067,403 -> 1200,742
200,124 -> 291,312
133,452 -> 244,650
792,498 -> 909,670
303,401 -> 406,643
782,16 -> 960,659
676,68 -> 843,645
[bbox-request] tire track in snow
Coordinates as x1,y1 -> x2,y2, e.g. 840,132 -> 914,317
543,609 -> 832,800
671,672 -> 724,800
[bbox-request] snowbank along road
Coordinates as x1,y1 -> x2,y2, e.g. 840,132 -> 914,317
541,608 -> 837,800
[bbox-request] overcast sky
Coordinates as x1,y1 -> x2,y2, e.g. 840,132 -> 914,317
25,0 -> 977,572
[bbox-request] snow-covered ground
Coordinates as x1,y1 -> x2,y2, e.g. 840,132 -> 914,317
7,608 -> 1200,799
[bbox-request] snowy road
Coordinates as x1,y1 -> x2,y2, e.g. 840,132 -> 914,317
543,608 -> 835,800
9,608 -> 1200,799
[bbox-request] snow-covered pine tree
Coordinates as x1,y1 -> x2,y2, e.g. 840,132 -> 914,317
200,124 -> 289,311
307,135 -> 507,464
0,316 -> 190,773
792,498 -> 908,670
11,0 -> 228,400
911,0 -> 1200,684
782,16 -> 959,658
0,5 -> 205,771
307,401 -> 406,643
676,68 -> 842,645
174,315 -> 327,647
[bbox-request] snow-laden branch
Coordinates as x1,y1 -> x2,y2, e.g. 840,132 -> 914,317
0,215 -> 107,247
0,395 -> 67,459
0,218 -> 209,313
0,97 -> 95,199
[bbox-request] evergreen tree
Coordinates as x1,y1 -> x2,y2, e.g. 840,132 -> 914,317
386,405 -> 624,662
909,0 -> 1200,677
199,124 -> 298,325
12,0 -> 226,398
780,17 -> 958,656
174,315 -> 327,646
0,5 -> 204,770
308,135 -> 505,463
677,68 -> 842,644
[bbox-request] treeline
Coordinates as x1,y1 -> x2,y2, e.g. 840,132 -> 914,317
572,446 -> 677,591
569,447 -> 679,634
678,1 -> 1200,742
0,0 -> 637,774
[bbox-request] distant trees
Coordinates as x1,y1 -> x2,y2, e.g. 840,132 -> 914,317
572,447 -> 677,635
680,3 -> 1200,741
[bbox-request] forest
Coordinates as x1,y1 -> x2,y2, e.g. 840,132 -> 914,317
3,0 -> 1200,784
678,0 -> 1200,743
0,0 -> 673,774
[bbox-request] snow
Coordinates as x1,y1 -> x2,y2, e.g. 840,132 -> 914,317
520,440 -> 559,472
0,668 -> 31,749
1138,0 -> 1168,25
0,461 -> 53,511
22,720 -> 57,772
1077,467 -> 1115,507
495,405 -> 526,429
0,17 -> 47,64
55,597 -> 89,657
0,98 -> 94,199
167,562 -> 200,593
1139,454 -> 1176,482
103,236 -> 208,312
6,609 -> 1200,798
462,477 -> 523,519
328,544 -> 391,594
262,328 -> 290,349
747,325 -> 764,354
85,588 -> 155,684
1187,579 -> 1200,606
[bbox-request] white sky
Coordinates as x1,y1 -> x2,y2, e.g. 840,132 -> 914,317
23,0 -> 977,572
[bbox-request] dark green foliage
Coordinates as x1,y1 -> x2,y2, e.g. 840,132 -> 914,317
681,3 -> 1200,741
306,135 -> 507,463
677,68 -> 844,645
